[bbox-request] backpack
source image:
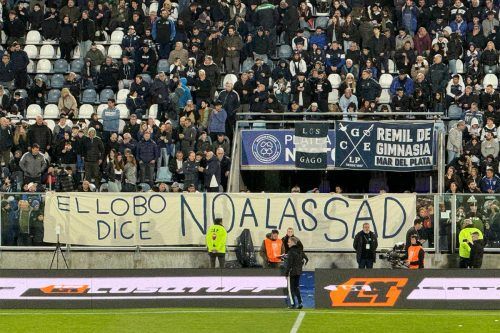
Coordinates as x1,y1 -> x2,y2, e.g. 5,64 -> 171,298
235,229 -> 258,267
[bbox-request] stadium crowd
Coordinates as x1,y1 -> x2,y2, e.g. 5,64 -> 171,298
0,0 -> 499,196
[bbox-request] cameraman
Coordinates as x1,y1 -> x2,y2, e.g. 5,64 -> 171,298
405,219 -> 425,249
406,235 -> 425,269
353,223 -> 378,269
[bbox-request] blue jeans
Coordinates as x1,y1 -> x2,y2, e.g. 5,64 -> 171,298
448,59 -> 457,74
358,258 -> 374,269
447,150 -> 459,163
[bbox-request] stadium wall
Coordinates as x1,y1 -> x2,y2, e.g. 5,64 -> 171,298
1,250 -> 499,269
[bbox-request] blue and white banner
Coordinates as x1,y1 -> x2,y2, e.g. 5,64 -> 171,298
335,122 -> 435,171
241,130 -> 336,169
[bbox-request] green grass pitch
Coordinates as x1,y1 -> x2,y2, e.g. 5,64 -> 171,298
0,308 -> 498,333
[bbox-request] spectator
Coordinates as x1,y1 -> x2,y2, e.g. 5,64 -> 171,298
153,9 -> 177,59
0,117 -> 13,166
216,147 -> 231,191
102,99 -> 120,142
19,144 -> 47,184
223,25 -> 243,74
208,101 -> 227,141
136,131 -> 158,186
77,11 -> 96,61
58,88 -> 78,119
479,167 -> 500,193
358,70 -> 381,103
446,120 -> 466,163
183,151 -> 199,188
126,90 -> 146,119
82,127 -> 104,183
198,149 -> 221,192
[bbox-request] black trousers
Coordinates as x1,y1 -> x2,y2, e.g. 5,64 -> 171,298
209,252 -> 225,268
459,257 -> 470,268
288,275 -> 302,306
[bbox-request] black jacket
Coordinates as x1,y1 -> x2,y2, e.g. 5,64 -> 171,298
27,123 -> 52,152
203,155 -> 221,189
285,245 -> 307,276
353,230 -> 378,262
470,239 -> 484,268
82,136 -> 105,162
60,23 -> 76,44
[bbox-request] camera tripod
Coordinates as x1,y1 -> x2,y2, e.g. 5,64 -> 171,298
49,234 -> 69,269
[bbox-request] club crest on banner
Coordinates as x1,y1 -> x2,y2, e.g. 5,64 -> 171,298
337,123 -> 374,168
251,134 -> 282,164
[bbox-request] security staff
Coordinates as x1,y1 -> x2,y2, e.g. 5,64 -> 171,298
353,223 -> 378,269
406,235 -> 425,269
285,236 -> 308,309
260,229 -> 284,268
205,218 -> 227,268
458,219 -> 484,268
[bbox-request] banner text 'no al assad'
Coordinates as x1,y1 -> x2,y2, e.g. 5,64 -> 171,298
44,193 -> 416,249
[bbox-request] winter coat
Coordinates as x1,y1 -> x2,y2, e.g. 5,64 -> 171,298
223,33 -> 243,57
82,136 -> 105,162
19,152 -> 47,178
203,155 -> 221,189
27,123 -> 52,152
136,139 -> 158,163
102,107 -> 120,132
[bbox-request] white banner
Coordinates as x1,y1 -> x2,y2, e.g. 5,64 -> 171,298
43,193 -> 416,249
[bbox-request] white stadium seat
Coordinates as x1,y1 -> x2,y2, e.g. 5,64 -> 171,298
110,30 -> 124,45
117,89 -> 129,104
379,89 -> 391,104
483,74 -> 498,89
27,60 -> 35,73
97,104 -> 108,118
107,45 -> 123,59
328,74 -> 341,89
36,59 -> 53,73
328,90 -> 339,104
26,104 -> 42,119
79,104 -> 95,119
148,104 -> 158,119
96,44 -> 107,56
379,74 -> 393,89
72,46 -> 81,59
44,104 -> 60,119
39,45 -> 56,59
26,31 -> 42,44
24,45 -> 38,59
456,59 -> 464,74
223,74 -> 238,87
149,2 -> 159,15
117,104 -> 130,119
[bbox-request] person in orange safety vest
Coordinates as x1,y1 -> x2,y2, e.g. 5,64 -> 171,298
260,229 -> 285,268
406,235 -> 425,269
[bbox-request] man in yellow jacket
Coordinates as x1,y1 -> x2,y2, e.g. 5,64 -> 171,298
458,219 -> 483,268
206,218 -> 227,268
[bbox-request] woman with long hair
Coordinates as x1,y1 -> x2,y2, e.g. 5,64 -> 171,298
13,123 -> 28,153
341,14 -> 359,51
480,41 -> 498,74
339,73 -> 357,95
123,154 -> 137,192
106,150 -> 125,192
58,88 -> 78,119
